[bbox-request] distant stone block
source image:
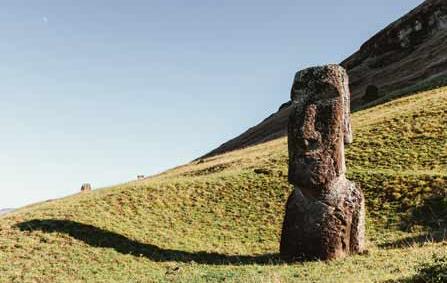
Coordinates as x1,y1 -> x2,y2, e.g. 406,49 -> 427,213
80,183 -> 92,192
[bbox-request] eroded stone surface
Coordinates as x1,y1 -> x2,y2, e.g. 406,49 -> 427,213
280,65 -> 365,261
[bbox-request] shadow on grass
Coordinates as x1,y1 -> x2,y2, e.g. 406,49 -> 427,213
380,196 -> 447,249
382,276 -> 419,283
379,230 -> 447,249
382,254 -> 447,283
402,196 -> 447,232
16,219 -> 281,266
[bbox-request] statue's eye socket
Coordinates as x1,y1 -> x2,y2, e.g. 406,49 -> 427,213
304,138 -> 319,150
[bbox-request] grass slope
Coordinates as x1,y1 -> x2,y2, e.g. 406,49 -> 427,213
0,87 -> 446,283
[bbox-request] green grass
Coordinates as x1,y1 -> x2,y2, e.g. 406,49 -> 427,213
0,87 -> 446,283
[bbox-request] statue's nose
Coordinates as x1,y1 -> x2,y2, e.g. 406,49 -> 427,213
300,106 -> 322,150
302,108 -> 317,139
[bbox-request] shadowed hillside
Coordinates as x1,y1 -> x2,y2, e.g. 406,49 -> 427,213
204,0 -> 447,158
0,87 -> 445,282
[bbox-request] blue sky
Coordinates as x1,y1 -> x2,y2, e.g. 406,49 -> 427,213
0,0 -> 423,208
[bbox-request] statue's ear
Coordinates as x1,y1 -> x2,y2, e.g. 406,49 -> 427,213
343,77 -> 353,145
344,113 -> 352,145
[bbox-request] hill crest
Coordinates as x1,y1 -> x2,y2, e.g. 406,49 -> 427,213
203,0 -> 447,158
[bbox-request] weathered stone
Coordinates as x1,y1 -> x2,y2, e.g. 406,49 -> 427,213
80,183 -> 92,192
137,175 -> 145,180
280,65 -> 365,261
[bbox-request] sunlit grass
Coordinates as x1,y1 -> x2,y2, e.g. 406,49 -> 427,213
0,87 -> 446,282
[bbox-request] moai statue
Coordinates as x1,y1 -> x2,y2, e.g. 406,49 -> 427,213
80,183 -> 92,193
280,65 -> 365,261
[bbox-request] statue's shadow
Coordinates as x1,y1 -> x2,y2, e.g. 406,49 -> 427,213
16,219 -> 281,266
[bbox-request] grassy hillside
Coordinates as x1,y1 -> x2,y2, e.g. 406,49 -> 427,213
0,87 -> 446,283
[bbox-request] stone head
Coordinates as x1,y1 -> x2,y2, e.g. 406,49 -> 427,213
288,65 -> 352,194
